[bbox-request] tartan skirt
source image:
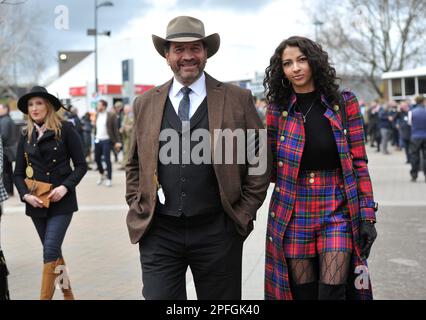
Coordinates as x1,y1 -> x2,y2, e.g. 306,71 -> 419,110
283,168 -> 353,258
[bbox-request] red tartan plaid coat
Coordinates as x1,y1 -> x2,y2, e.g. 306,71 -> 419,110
265,90 -> 377,300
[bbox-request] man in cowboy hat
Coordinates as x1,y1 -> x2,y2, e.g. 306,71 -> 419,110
125,16 -> 270,300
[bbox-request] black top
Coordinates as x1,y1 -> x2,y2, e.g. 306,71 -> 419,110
296,91 -> 341,170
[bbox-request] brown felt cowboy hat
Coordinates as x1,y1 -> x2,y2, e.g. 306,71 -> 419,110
17,86 -> 63,114
152,16 -> 220,58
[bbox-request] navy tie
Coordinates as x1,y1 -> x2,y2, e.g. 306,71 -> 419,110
178,87 -> 191,121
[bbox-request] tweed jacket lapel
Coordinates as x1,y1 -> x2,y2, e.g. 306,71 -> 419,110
146,79 -> 172,167
205,73 -> 224,162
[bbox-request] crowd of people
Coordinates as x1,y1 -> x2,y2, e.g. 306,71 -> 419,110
61,100 -> 134,186
362,96 -> 426,181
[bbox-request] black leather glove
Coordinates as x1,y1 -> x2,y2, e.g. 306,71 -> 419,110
360,221 -> 377,260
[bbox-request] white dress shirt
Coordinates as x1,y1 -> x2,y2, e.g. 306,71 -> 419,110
168,72 -> 207,119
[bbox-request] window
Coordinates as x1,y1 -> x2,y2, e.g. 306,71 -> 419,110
392,79 -> 402,96
405,78 -> 415,95
419,77 -> 426,94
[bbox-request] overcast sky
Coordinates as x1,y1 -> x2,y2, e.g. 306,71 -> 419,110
17,0 -> 317,84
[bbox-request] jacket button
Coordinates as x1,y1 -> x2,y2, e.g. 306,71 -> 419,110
309,178 -> 314,184
270,211 -> 276,218
275,187 -> 280,192
46,172 -> 50,176
278,161 -> 283,167
280,136 -> 285,142
33,144 -> 36,147
54,147 -> 58,151
333,105 -> 340,111
310,172 -> 315,178
53,159 -> 56,163
282,111 -> 288,117
269,236 -> 273,243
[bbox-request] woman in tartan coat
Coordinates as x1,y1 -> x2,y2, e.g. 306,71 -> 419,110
264,36 -> 378,300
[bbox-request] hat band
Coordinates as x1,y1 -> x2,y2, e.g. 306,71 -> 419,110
166,32 -> 204,40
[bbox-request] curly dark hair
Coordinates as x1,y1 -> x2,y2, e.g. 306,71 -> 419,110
263,36 -> 340,108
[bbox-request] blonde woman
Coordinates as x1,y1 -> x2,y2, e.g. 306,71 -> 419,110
14,86 -> 87,300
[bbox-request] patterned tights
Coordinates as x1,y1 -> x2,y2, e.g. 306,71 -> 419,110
288,252 -> 351,285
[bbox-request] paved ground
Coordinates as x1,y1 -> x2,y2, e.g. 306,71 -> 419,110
1,145 -> 426,300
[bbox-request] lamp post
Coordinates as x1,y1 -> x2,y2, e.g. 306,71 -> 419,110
93,0 -> 113,96
313,19 -> 324,42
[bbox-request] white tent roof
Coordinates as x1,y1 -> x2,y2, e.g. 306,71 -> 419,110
382,66 -> 426,80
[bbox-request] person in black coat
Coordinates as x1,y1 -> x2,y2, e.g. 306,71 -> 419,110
0,137 -> 10,300
0,103 -> 18,196
14,86 -> 87,300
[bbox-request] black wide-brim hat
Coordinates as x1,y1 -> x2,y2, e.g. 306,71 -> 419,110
152,16 -> 220,58
17,86 -> 62,114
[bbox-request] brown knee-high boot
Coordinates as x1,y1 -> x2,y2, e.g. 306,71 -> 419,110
57,257 -> 74,300
40,260 -> 59,300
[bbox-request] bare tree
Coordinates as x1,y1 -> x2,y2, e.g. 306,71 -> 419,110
310,0 -> 426,97
0,1 -> 48,93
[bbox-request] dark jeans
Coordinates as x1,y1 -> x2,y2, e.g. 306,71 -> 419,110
31,214 -> 73,263
400,138 -> 411,163
94,139 -> 112,180
409,138 -> 426,179
139,211 -> 244,300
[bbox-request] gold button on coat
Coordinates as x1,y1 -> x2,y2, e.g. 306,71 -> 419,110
310,172 -> 315,178
333,105 -> 340,111
309,178 -> 314,184
278,161 -> 283,167
282,111 -> 288,117
275,187 -> 280,192
280,136 -> 285,142
271,211 -> 276,218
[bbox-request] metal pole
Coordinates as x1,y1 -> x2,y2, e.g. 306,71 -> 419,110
94,0 -> 98,96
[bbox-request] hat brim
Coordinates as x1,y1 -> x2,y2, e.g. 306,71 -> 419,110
17,92 -> 62,114
152,33 -> 220,58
